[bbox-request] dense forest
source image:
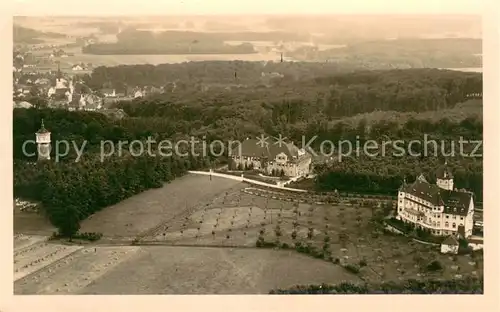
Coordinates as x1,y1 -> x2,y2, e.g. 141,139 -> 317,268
290,38 -> 482,68
81,61 -> 360,89
82,64 -> 482,107
13,25 -> 66,44
14,68 -> 483,236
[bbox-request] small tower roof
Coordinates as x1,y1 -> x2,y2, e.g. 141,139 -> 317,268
37,119 -> 50,134
436,160 -> 453,179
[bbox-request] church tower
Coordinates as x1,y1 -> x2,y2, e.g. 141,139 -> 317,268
35,119 -> 51,161
436,160 -> 453,191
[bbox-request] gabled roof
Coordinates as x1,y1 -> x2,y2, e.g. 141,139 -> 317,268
230,138 -> 309,162
401,178 -> 473,216
442,235 -> 459,246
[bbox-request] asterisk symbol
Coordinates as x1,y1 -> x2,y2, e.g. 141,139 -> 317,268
256,134 -> 269,148
273,134 -> 288,147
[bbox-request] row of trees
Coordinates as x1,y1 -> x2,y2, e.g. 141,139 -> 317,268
269,277 -> 483,294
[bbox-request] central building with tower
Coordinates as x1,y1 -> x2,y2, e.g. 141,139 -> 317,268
396,161 -> 475,238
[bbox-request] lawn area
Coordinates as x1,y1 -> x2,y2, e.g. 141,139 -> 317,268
78,174 -> 244,240
14,205 -> 56,236
77,246 -> 361,294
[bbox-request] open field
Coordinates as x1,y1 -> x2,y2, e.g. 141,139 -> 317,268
79,174 -> 244,239
14,206 -> 56,235
14,235 -> 83,282
15,244 -> 359,294
15,245 -> 140,294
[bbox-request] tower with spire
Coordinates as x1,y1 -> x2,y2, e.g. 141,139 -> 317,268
35,119 -> 51,161
436,159 -> 454,191
54,61 -> 67,89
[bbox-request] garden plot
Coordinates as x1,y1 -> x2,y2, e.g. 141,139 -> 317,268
149,205 -> 269,247
14,243 -> 83,281
142,186 -> 483,284
14,246 -> 140,295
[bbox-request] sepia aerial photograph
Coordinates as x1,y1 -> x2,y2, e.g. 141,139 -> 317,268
12,8 -> 486,296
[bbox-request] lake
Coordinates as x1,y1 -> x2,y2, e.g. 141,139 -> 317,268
442,67 -> 482,73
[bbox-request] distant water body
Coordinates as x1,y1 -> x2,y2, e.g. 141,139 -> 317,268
442,67 -> 483,73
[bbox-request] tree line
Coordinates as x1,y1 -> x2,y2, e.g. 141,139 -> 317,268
81,61 -> 360,90
269,277 -> 483,294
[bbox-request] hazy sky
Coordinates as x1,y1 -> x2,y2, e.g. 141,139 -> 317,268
10,0 -> 485,15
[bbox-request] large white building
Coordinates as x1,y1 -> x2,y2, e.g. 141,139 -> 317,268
396,162 -> 475,238
230,138 -> 312,178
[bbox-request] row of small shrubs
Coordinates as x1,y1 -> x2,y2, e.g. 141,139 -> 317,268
343,264 -> 361,274
73,232 -> 103,241
256,239 -> 346,265
256,239 -> 378,276
269,277 -> 484,294
51,231 -> 103,242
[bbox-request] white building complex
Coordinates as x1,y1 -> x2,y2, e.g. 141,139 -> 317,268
396,162 -> 475,238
